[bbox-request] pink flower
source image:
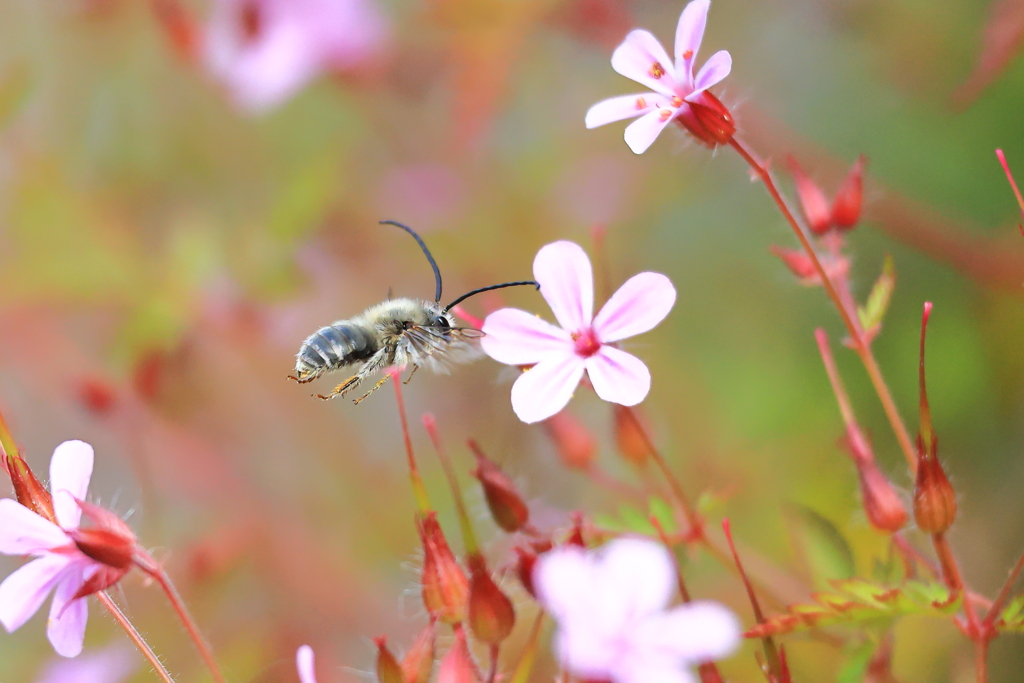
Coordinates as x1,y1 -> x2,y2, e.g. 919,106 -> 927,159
585,0 -> 733,153
34,643 -> 137,683
205,0 -> 390,112
534,538 -> 741,683
481,241 -> 675,424
296,645 -> 318,683
0,441 -> 104,657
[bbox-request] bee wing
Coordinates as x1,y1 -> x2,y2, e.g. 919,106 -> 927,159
403,325 -> 483,373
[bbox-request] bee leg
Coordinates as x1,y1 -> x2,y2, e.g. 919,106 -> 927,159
402,365 -> 419,385
353,373 -> 393,404
314,376 -> 360,400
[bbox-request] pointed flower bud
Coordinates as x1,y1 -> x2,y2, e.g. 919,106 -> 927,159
855,459 -> 907,533
831,156 -> 866,230
417,513 -> 469,624
437,625 -> 482,683
913,302 -> 956,535
613,405 -> 649,466
2,449 -> 57,524
786,156 -> 833,235
374,637 -> 406,683
513,541 -> 552,597
467,554 -> 516,644
543,410 -> 596,470
770,246 -> 849,287
401,623 -> 437,683
468,440 -> 529,533
69,499 -> 139,571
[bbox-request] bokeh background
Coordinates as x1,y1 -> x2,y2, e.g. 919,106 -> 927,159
1,0 -> 1023,681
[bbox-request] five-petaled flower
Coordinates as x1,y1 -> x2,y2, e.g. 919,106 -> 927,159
585,0 -> 734,153
204,0 -> 390,112
534,537 -> 741,683
481,241 -> 675,424
0,441 -> 133,658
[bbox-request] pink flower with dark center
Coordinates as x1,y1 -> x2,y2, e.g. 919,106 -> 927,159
481,241 -> 675,424
534,538 -> 741,683
585,0 -> 733,153
0,441 -> 126,657
205,0 -> 390,112
297,645 -> 318,683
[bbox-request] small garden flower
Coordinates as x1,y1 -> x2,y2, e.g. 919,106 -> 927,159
297,645 -> 318,683
534,537 -> 740,683
585,0 -> 734,153
0,441 -> 132,658
204,0 -> 389,112
482,241 -> 675,424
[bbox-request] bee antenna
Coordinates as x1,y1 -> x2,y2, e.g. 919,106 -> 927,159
443,281 -> 540,314
380,220 -> 443,302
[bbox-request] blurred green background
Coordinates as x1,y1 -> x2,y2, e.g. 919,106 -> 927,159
0,0 -> 1023,680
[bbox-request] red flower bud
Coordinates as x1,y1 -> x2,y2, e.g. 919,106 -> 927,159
613,405 -> 649,466
513,541 -> 548,597
467,554 -> 516,644
468,440 -> 529,533
71,564 -> 131,601
437,626 -> 482,683
913,442 -> 956,534
2,449 -> 56,524
374,637 -> 406,683
401,623 -> 437,683
70,500 -> 138,570
786,156 -> 833,235
677,91 -> 736,148
831,156 -> 866,230
417,513 -> 469,624
770,246 -> 849,287
856,459 -> 907,534
543,410 -> 596,470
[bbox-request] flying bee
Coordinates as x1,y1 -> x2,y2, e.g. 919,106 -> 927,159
289,220 -> 538,403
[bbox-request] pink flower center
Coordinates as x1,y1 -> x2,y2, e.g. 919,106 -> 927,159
571,328 -> 602,358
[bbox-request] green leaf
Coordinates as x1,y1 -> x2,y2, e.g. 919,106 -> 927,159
837,639 -> 879,683
785,504 -> 855,587
648,497 -> 677,534
857,255 -> 896,338
745,579 -> 961,638
595,497 -> 679,537
995,595 -> 1024,632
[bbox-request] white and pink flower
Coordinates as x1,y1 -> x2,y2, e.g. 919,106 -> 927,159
482,241 -> 675,424
205,0 -> 390,112
0,441 -> 108,657
534,537 -> 741,683
296,645 -> 318,683
585,0 -> 733,153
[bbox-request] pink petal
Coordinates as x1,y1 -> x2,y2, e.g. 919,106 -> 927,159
50,440 -> 94,530
634,601 -> 741,663
0,499 -> 68,555
481,308 -> 573,366
593,272 -> 676,343
617,660 -> 697,683
0,554 -> 69,633
674,0 -> 710,85
296,645 -> 318,683
509,355 -> 585,424
611,30 -> 678,97
592,538 -> 674,624
533,241 -> 594,332
585,93 -> 666,129
690,50 -> 731,95
533,545 -> 595,621
554,621 -> 618,680
585,347 -> 651,406
623,108 -> 676,155
47,564 -> 89,658
35,643 -> 138,683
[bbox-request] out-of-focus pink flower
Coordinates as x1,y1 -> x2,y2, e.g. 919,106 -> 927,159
534,537 -> 741,683
204,0 -> 390,112
482,241 -> 675,424
34,643 -> 137,683
297,645 -> 318,683
585,0 -> 733,153
0,441 -> 112,658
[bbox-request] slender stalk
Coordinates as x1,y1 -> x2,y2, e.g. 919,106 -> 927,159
392,370 -> 431,513
995,150 -> 1024,216
933,532 -> 980,634
486,644 -> 500,683
141,563 -> 225,683
975,638 -> 989,683
0,408 -> 21,462
729,138 -> 918,473
422,414 -> 478,555
723,519 -> 783,680
97,591 -> 176,683
984,549 -> 1024,626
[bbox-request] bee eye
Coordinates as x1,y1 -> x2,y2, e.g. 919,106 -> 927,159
436,317 -> 451,330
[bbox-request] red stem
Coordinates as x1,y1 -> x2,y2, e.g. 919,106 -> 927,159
97,591 -> 176,683
392,370 -> 431,513
984,549 -> 1024,626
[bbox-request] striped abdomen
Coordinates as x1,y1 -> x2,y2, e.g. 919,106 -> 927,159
294,321 -> 379,381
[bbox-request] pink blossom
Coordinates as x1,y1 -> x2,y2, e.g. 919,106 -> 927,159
585,0 -> 732,153
0,441 -> 103,658
34,643 -> 137,683
296,645 -> 318,683
534,538 -> 741,683
481,241 -> 675,424
204,0 -> 390,112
